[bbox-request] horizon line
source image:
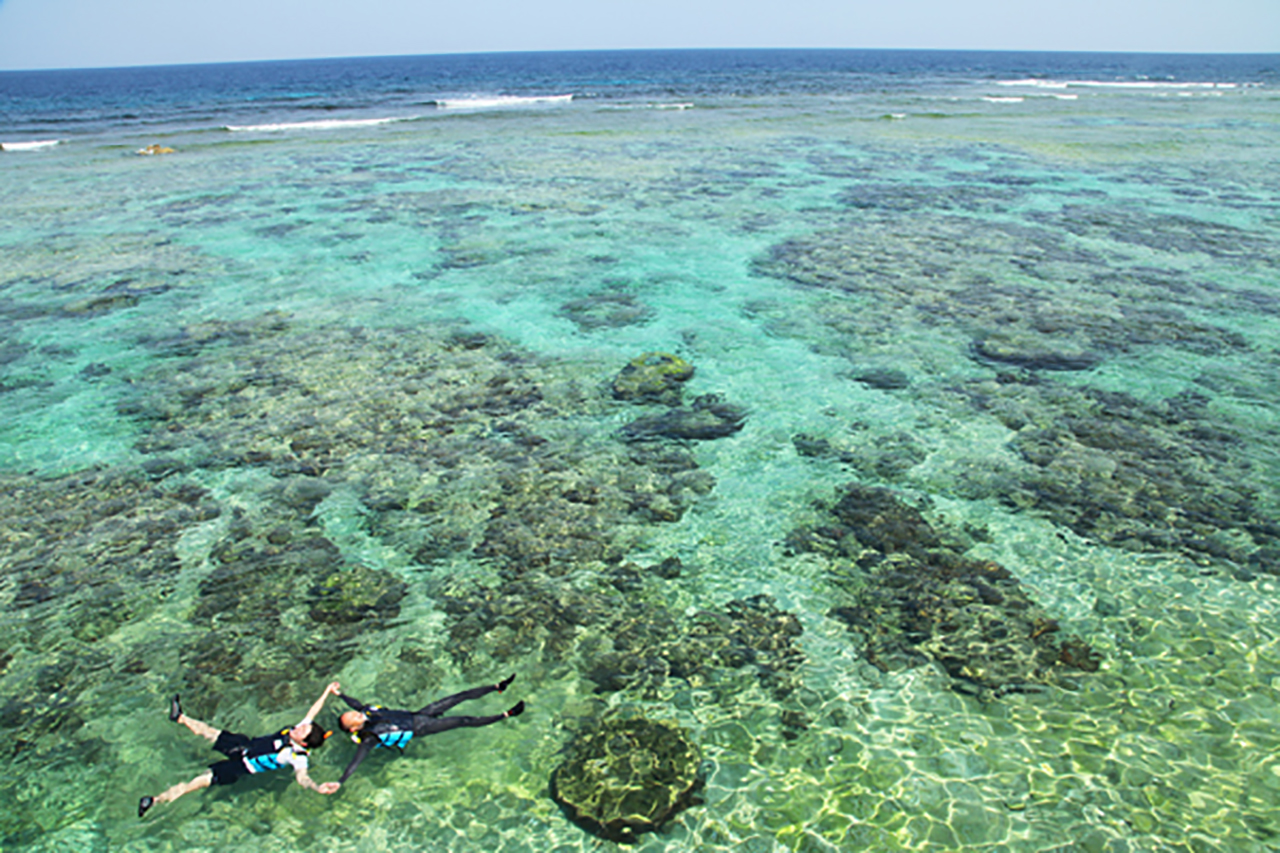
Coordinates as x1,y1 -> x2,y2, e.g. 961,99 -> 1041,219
5,44 -> 1279,74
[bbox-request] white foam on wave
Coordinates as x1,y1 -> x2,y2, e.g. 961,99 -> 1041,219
436,94 -> 573,110
224,116 -> 409,133
997,77 -> 1245,91
983,96 -> 1024,103
599,101 -> 695,112
998,78 -> 1070,89
1,139 -> 61,152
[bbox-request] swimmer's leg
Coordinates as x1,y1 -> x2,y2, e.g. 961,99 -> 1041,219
412,701 -> 524,736
416,675 -> 515,717
139,770 -> 213,817
172,704 -> 221,743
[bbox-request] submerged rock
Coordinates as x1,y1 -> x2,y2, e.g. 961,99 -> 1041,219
308,564 -> 407,625
972,332 -> 1102,372
611,352 -> 694,405
852,367 -> 911,390
829,483 -> 941,556
551,714 -> 703,844
587,593 -> 805,699
620,394 -> 747,441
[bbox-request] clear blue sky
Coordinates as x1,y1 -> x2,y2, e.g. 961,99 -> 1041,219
0,0 -> 1276,70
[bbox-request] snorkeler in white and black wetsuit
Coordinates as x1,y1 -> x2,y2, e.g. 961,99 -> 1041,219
138,682 -> 342,817
334,675 -> 523,785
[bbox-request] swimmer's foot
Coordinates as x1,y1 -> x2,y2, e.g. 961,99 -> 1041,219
504,700 -> 525,719
169,695 -> 182,723
138,796 -> 154,818
496,674 -> 515,693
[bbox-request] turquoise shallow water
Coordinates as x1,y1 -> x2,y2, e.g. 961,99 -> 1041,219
3,58 -> 1280,852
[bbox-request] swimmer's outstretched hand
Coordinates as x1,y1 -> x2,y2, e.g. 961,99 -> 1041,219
318,782 -> 340,795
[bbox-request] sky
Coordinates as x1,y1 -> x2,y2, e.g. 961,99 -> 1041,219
0,0 -> 1277,71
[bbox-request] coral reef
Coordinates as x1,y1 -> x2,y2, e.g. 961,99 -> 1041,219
86,316 -> 737,708
794,427 -> 928,483
550,713 -> 703,844
587,592 -> 805,699
756,209 -> 1277,574
0,467 -> 221,736
788,483 -> 1101,697
559,291 -> 655,331
1029,205 -> 1278,266
436,567 -> 805,700
937,374 -> 1279,562
124,319 -> 718,581
752,213 -> 1252,373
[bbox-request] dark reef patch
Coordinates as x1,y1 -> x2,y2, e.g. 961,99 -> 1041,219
0,467 -> 222,733
935,375 -> 1278,563
551,713 -> 703,844
620,393 -> 748,442
125,318 -> 721,584
788,483 -> 1101,697
437,568 -> 804,701
1030,205 -> 1278,266
794,427 -> 928,483
559,290 -> 655,331
751,213 -> 1255,376
186,516 -> 405,711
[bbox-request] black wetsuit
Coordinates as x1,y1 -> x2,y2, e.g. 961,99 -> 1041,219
337,685 -> 510,783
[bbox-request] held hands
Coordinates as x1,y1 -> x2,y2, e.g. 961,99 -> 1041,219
317,781 -> 341,795
326,681 -> 341,696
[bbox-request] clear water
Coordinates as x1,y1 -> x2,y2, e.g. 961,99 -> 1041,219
2,50 -> 1280,852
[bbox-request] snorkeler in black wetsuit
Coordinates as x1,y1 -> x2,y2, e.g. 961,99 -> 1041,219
334,675 -> 523,785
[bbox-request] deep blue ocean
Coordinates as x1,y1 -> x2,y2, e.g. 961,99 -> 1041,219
4,49 -> 1278,142
2,49 -> 1280,853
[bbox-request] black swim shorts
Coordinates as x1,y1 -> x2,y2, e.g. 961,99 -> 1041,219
208,731 -> 252,786
212,730 -> 251,757
208,757 -> 251,786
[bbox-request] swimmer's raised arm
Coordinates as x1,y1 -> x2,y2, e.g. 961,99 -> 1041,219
301,681 -> 342,725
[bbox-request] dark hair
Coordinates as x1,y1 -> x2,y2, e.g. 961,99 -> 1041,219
302,725 -> 328,749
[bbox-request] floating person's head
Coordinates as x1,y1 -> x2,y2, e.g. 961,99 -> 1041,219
289,720 -> 331,749
338,710 -> 368,738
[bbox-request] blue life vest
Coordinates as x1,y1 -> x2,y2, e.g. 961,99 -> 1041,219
246,751 -> 284,773
377,730 -> 413,750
